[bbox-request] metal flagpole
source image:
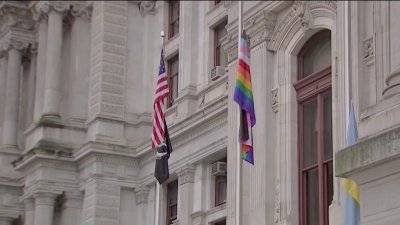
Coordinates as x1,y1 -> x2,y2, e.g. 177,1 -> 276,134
155,30 -> 166,225
235,2 -> 243,225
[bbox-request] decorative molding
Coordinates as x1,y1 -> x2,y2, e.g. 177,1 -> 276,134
33,1 -> 71,22
364,37 -> 374,64
273,178 -> 280,223
271,88 -> 279,113
1,38 -> 30,52
244,10 -> 277,48
138,1 -> 157,17
177,164 -> 195,185
0,1 -> 35,33
134,185 -> 150,204
70,1 -> 92,20
268,1 -> 336,51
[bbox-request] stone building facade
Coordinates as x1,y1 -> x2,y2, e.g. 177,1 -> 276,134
0,1 -> 399,225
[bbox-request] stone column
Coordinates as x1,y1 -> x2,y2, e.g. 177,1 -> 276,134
177,164 -> 196,225
0,54 -> 7,149
33,192 -> 58,225
41,7 -> 66,123
32,19 -> 47,121
383,1 -> 400,99
24,198 -> 35,225
59,193 -> 83,225
135,186 -> 150,225
67,4 -> 91,125
1,41 -> 27,150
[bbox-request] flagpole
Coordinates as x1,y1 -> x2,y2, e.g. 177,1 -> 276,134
236,1 -> 243,225
155,30 -> 166,225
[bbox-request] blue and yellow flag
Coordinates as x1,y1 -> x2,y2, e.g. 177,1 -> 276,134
342,101 -> 360,225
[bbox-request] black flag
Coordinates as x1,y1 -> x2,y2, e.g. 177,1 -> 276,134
154,121 -> 172,184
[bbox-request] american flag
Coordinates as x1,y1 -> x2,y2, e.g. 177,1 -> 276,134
152,48 -> 169,148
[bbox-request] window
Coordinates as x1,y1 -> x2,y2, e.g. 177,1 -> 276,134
214,157 -> 227,206
215,175 -> 227,206
294,30 -> 332,225
214,20 -> 228,68
167,55 -> 179,107
215,220 -> 226,225
215,0 -> 222,6
167,180 -> 178,225
169,1 -> 180,39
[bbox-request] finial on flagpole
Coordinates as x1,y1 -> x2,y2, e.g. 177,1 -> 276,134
160,30 -> 165,47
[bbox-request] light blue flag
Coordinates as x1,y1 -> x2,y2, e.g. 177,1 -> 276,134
343,101 -> 360,225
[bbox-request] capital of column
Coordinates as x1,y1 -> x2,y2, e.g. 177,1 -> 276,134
33,1 -> 71,22
0,1 -> 35,32
33,192 -> 58,206
177,164 -> 196,186
70,2 -> 92,20
134,185 -> 150,205
1,38 -> 30,53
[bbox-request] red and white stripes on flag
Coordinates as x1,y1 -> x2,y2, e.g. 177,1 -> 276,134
152,48 -> 169,148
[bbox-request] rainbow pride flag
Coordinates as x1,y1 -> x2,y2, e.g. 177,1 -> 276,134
233,30 -> 256,165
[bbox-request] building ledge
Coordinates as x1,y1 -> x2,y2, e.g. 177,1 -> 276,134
335,125 -> 400,179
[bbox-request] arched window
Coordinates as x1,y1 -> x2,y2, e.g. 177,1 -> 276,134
294,30 -> 332,225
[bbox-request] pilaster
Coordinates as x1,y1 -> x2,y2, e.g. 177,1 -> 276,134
24,198 -> 35,225
59,192 -> 84,225
134,185 -> 150,225
177,164 -> 195,225
87,1 -> 128,145
82,180 -> 121,225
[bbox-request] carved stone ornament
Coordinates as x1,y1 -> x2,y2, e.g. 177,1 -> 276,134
135,185 -> 150,204
292,1 -> 313,32
33,1 -> 71,22
71,1 -> 92,20
177,164 -> 196,185
138,1 -> 157,17
0,1 -> 35,33
244,10 -> 277,48
364,37 -> 374,60
271,88 -> 278,113
273,179 -> 281,223
1,38 -> 30,52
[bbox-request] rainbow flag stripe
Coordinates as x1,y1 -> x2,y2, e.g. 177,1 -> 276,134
234,30 -> 255,165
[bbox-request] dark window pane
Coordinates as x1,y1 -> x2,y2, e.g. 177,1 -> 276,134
171,75 -> 178,101
323,92 -> 332,160
216,176 -> 227,205
302,36 -> 331,78
302,99 -> 318,168
306,168 -> 319,225
171,1 -> 179,20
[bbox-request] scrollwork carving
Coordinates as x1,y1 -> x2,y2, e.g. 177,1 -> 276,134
138,1 -> 157,17
33,1 -> 71,22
